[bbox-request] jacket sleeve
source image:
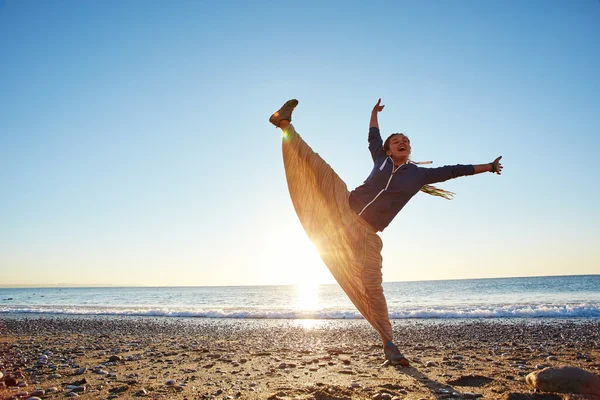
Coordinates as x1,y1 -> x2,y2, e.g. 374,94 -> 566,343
422,164 -> 475,184
368,127 -> 386,162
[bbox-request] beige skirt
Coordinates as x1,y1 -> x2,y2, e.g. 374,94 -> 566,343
282,124 -> 393,342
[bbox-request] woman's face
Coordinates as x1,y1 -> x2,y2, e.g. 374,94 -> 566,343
386,134 -> 411,159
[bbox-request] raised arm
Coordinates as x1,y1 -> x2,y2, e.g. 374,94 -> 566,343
368,99 -> 386,161
370,98 -> 384,128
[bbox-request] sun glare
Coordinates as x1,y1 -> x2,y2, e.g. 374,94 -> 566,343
259,221 -> 335,323
261,222 -> 334,287
295,281 -> 319,312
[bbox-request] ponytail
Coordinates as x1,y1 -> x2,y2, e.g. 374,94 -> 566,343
420,184 -> 455,200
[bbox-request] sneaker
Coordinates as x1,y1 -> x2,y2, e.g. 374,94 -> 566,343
269,99 -> 298,128
383,341 -> 410,367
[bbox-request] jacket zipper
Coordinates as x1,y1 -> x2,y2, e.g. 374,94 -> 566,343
358,158 -> 399,216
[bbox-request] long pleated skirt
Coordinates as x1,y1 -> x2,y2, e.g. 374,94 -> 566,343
282,124 -> 393,343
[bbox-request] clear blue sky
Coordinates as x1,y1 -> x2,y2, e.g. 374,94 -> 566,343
1,0 -> 598,287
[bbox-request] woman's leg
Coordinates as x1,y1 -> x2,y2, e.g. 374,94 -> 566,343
280,122 -> 394,344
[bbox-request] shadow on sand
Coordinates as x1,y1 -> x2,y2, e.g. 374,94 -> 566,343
394,365 -> 494,399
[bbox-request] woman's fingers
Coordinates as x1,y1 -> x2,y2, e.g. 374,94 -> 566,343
495,156 -> 503,175
373,98 -> 384,112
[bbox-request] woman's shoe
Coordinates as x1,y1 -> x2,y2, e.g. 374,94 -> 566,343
269,99 -> 298,128
384,341 -> 410,367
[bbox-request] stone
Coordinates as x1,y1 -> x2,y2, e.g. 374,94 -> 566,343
5,376 -> 19,386
109,385 -> 129,394
70,386 -> 86,393
463,393 -> 484,399
373,394 -> 392,400
526,366 -> 600,395
108,355 -> 122,362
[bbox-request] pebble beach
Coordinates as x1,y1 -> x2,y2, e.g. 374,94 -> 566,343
1,316 -> 599,399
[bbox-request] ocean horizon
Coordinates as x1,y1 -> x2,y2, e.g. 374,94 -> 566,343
1,274 -> 599,320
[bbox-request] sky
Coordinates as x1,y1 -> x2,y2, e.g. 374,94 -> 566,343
0,0 -> 599,287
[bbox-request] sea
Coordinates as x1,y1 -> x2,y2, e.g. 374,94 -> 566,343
1,275 -> 599,320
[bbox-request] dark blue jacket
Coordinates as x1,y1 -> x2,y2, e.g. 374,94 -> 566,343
349,127 -> 475,232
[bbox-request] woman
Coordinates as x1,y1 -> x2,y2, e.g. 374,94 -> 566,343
269,99 -> 502,366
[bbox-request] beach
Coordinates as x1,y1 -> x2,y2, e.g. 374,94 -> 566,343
1,316 -> 599,399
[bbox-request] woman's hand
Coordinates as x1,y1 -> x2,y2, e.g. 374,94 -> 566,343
472,157 -> 504,175
491,156 -> 503,175
372,98 -> 385,114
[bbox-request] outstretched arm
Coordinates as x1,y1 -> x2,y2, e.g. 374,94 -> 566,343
423,156 -> 503,184
370,98 -> 384,128
473,156 -> 503,175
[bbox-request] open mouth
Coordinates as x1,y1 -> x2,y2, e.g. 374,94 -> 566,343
398,146 -> 407,151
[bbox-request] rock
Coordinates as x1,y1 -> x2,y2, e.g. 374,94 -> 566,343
70,386 -> 86,393
69,378 -> 87,386
26,397 -> 42,400
109,385 -> 129,394
166,379 -> 176,386
74,367 -> 87,375
108,355 -> 122,362
526,366 -> 600,395
463,393 -> 484,399
134,389 -> 148,396
29,390 -> 45,396
48,374 -> 62,379
5,376 -> 19,386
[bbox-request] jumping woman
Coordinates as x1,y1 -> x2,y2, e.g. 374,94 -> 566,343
269,98 -> 502,366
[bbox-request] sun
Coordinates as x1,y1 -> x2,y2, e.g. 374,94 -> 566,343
260,222 -> 334,288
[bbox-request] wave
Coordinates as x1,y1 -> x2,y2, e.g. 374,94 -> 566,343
1,303 -> 600,319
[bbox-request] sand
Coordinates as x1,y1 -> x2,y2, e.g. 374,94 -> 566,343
1,316 -> 599,399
